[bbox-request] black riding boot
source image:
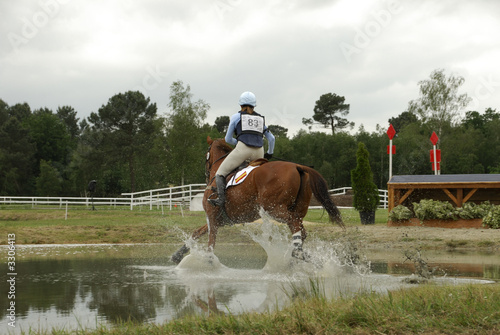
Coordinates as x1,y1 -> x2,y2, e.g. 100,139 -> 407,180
208,174 -> 226,207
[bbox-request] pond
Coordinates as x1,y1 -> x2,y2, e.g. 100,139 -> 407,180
1,221 -> 498,334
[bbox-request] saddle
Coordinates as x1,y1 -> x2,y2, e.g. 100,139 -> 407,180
228,158 -> 267,177
225,158 -> 268,185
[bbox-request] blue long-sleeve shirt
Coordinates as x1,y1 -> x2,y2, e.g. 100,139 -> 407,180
225,112 -> 275,154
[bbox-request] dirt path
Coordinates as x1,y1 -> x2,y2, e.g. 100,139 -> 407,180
342,225 -> 500,250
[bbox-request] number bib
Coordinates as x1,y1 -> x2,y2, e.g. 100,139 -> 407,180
241,114 -> 264,134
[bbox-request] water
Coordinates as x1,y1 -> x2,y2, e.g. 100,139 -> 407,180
1,220 -> 498,334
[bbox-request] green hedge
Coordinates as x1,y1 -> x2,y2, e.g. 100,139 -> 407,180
388,200 -> 500,229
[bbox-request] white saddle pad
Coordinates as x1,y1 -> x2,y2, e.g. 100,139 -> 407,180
226,165 -> 260,188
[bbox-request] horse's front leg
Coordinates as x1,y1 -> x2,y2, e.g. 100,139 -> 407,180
171,224 -> 209,264
207,219 -> 218,253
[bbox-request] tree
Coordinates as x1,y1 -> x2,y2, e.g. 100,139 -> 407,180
408,69 -> 471,136
462,108 -> 500,131
461,108 -> 500,173
302,93 -> 353,134
8,102 -> 31,123
88,91 -> 158,192
0,115 -> 36,194
28,108 -> 72,168
165,81 -> 209,185
36,160 -> 62,196
0,100 -> 36,195
57,106 -> 80,140
214,116 -> 230,133
388,111 -> 419,133
351,142 -> 379,223
267,124 -> 288,139
287,131 -> 356,188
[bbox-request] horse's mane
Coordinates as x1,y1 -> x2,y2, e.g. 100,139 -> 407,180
214,139 -> 233,153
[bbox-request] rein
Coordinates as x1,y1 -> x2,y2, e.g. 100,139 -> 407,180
205,143 -> 230,185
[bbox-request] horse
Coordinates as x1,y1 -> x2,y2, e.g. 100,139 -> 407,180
171,136 -> 344,264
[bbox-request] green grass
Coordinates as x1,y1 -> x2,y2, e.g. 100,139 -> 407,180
446,240 -> 469,248
0,206 -> 204,245
0,207 -> 388,245
3,206 -> 499,334
25,283 -> 500,334
304,207 -> 388,226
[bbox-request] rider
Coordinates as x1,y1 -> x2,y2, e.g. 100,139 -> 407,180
209,91 -> 275,207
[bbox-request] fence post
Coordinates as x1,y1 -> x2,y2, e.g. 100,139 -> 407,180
148,191 -> 151,210
130,194 -> 134,211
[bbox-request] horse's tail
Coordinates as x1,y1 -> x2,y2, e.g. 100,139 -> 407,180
298,166 -> 345,228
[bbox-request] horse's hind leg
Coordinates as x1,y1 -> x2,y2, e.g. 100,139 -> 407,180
171,224 -> 209,264
287,218 -> 308,260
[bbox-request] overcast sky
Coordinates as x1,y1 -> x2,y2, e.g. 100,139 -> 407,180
1,0 -> 499,136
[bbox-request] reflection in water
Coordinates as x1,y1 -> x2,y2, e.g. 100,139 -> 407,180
0,222 -> 498,333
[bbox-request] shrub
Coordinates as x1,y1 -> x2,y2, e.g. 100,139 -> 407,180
389,200 -> 500,228
351,142 -> 379,212
413,199 -> 458,221
483,206 -> 500,229
456,201 -> 493,219
388,205 -> 413,221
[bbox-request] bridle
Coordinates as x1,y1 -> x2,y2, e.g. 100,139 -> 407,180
205,143 -> 229,185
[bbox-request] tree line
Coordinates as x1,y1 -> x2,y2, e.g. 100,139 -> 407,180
1,71 -> 499,197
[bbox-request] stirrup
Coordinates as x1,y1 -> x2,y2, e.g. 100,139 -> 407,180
208,197 -> 224,207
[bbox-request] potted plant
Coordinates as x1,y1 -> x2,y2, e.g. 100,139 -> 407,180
351,142 -> 380,224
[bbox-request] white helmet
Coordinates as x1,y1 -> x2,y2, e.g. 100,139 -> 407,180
239,91 -> 257,107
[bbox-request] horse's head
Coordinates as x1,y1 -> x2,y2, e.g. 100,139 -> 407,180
205,136 -> 232,182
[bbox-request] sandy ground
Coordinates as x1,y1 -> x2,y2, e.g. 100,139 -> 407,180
341,224 -> 500,251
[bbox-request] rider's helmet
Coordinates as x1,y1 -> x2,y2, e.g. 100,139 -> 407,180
239,91 -> 257,107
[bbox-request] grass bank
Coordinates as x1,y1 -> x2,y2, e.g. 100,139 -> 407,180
0,206 -> 384,245
3,207 -> 500,334
2,206 -> 499,251
24,283 -> 500,335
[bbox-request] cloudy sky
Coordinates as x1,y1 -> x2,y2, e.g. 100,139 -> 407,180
1,0 -> 499,136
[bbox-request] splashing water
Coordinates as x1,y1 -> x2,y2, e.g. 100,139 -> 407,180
173,226 -> 225,271
242,210 -> 372,278
169,213 -> 495,318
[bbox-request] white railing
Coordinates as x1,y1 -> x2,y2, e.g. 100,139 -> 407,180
0,184 -> 206,211
0,185 -> 388,211
0,196 -> 129,208
325,187 -> 388,209
121,184 -> 206,210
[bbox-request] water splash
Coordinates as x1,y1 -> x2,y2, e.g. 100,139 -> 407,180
242,210 -> 371,278
172,226 -> 225,271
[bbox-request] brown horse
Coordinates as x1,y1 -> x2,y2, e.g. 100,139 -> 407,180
171,136 -> 344,264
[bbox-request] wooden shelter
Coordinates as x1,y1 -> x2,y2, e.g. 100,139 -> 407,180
387,174 -> 500,211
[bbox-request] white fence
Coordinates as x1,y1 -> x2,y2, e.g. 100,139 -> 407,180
0,184 -> 206,211
314,187 -> 388,209
121,184 -> 206,210
0,184 -> 388,211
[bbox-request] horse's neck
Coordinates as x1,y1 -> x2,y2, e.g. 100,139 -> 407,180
210,151 -> 227,178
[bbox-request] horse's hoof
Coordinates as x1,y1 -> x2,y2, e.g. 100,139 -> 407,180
171,245 -> 190,264
171,253 -> 183,264
292,248 -> 304,260
291,248 -> 311,262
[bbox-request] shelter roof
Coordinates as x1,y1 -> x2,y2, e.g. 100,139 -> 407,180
388,174 -> 500,184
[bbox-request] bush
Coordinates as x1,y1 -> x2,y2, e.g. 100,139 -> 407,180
388,205 -> 413,221
391,200 -> 499,229
456,202 -> 493,219
413,199 -> 458,221
483,206 -> 500,229
351,142 -> 379,212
